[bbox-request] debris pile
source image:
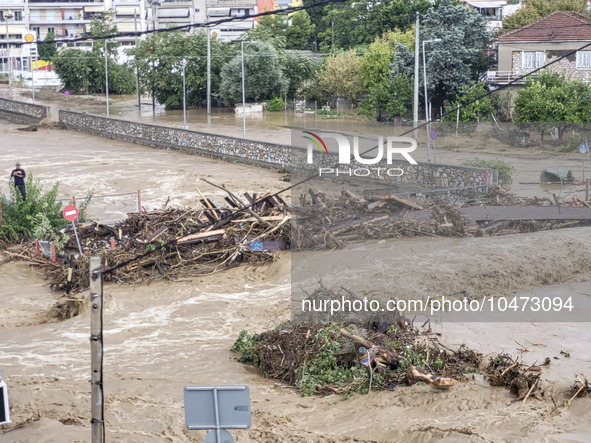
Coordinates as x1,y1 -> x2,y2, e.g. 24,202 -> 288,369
6,184 -> 290,294
486,354 -> 545,403
232,286 -> 481,396
292,186 -> 591,249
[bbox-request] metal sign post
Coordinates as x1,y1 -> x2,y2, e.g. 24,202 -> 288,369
63,204 -> 83,256
89,258 -> 104,443
430,130 -> 438,164
579,141 -> 588,183
0,369 -> 10,425
184,385 -> 251,443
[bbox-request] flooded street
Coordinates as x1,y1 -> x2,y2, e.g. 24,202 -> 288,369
1,90 -> 591,442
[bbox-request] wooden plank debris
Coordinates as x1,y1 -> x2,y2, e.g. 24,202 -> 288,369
175,229 -> 226,245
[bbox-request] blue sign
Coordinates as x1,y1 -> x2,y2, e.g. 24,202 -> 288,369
430,130 -> 438,140
579,143 -> 588,154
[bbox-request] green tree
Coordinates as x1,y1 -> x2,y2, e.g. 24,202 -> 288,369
53,12 -> 135,94
219,41 -> 288,105
285,11 -> 315,50
131,30 -> 231,109
442,82 -> 495,123
318,51 -> 363,106
38,30 -> 57,61
53,49 -> 94,93
358,28 -> 414,90
503,0 -> 589,31
281,52 -> 320,98
317,0 -> 429,51
247,14 -> 288,49
358,73 -> 413,121
393,0 -> 491,109
514,72 -> 591,141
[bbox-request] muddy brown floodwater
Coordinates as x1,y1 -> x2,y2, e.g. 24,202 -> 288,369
0,105 -> 590,442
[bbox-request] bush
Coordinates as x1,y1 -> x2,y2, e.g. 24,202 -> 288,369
0,175 -> 67,243
266,97 -> 284,112
462,157 -> 515,184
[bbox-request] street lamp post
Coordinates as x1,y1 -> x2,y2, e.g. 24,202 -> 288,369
105,39 -> 110,117
422,38 -> 441,163
181,58 -> 187,129
4,14 -> 13,88
413,12 -> 419,141
241,41 -> 246,139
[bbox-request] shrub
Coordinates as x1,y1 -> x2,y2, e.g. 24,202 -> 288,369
266,97 -> 284,112
462,157 -> 515,184
0,175 -> 66,243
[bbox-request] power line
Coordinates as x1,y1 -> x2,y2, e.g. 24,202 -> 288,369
16,0 -> 350,48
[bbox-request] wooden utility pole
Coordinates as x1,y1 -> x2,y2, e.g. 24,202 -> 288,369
90,257 -> 104,443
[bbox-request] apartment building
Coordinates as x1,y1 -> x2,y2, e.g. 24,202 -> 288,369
0,0 -> 259,78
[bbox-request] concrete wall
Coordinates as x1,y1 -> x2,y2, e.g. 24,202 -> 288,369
0,97 -> 48,124
59,110 -> 292,169
58,110 -> 495,191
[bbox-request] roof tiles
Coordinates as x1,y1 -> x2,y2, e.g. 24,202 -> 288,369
498,11 -> 591,42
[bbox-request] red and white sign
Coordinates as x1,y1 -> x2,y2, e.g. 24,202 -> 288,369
62,205 -> 79,221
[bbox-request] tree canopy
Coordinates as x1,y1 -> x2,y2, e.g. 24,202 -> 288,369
514,72 -> 591,140
38,30 -> 57,62
53,12 -> 135,94
393,0 -> 492,108
219,41 -> 288,105
318,51 -> 364,106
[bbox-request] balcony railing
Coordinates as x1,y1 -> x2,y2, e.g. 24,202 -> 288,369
485,71 -> 537,85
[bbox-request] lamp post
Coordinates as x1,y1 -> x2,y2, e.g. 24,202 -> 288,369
206,14 -> 211,115
105,39 -> 109,117
413,12 -> 419,141
181,58 -> 187,129
4,14 -> 13,88
241,41 -> 246,139
422,38 -> 441,163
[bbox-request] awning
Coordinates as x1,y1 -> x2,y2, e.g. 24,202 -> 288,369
157,8 -> 190,18
208,7 -> 230,17
467,1 -> 501,8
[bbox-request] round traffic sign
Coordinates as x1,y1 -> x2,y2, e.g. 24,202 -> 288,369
62,205 -> 79,222
64,90 -> 70,96
430,130 -> 438,140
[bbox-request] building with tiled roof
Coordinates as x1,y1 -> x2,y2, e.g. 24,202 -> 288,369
488,11 -> 591,85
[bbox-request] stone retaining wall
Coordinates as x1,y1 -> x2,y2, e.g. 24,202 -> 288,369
59,110 -> 496,192
0,98 -> 48,124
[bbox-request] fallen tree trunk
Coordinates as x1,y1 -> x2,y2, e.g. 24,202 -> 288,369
406,365 -> 458,390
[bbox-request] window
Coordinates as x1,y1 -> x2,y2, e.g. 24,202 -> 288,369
14,11 -> 22,21
576,51 -> 591,68
33,27 -> 40,39
522,51 -> 544,69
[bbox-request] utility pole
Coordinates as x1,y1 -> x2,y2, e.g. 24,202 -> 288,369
4,14 -> 12,88
89,257 -> 104,443
206,14 -> 211,115
134,9 -> 140,108
241,41 -> 246,139
422,39 -> 441,163
413,12 -> 419,141
105,39 -> 109,117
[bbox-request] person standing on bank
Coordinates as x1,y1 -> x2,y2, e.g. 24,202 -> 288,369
11,162 -> 26,200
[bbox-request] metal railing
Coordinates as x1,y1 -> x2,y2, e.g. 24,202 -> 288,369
486,71 -> 537,84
